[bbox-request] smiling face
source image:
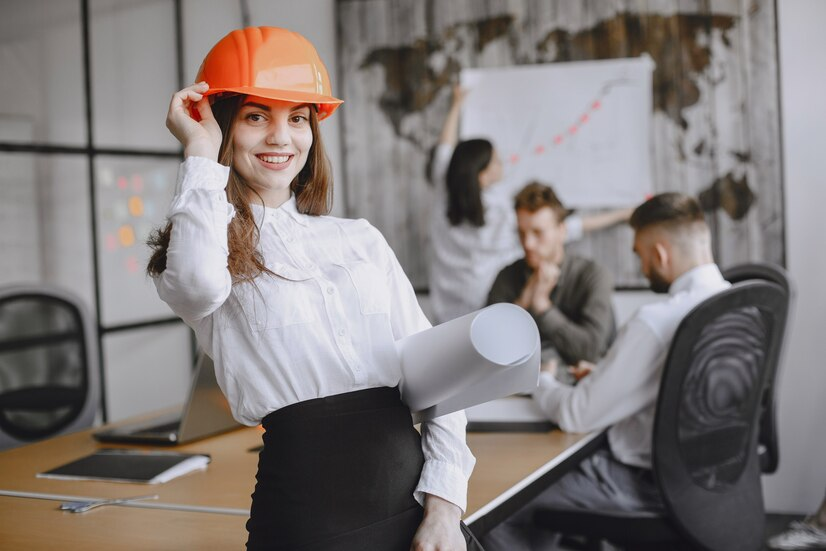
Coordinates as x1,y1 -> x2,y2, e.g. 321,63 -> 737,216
231,97 -> 314,207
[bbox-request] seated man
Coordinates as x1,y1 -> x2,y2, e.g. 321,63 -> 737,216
487,182 -> 615,365
482,192 -> 731,551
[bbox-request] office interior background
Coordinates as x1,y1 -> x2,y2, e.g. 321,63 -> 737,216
0,0 -> 823,516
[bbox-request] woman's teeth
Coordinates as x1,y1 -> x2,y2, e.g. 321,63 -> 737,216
258,154 -> 290,164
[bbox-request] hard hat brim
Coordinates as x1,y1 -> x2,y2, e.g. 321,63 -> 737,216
204,86 -> 343,120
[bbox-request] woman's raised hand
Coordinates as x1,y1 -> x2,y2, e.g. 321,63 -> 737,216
166,82 -> 222,161
451,84 -> 469,108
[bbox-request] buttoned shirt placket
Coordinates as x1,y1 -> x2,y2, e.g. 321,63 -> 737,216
268,208 -> 366,385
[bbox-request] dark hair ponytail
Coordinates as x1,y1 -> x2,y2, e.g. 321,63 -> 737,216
445,139 -> 492,227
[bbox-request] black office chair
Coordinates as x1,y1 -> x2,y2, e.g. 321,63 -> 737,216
722,262 -> 793,474
0,284 -> 100,450
534,280 -> 790,551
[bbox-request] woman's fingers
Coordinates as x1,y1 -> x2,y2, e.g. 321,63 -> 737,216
169,82 -> 209,112
165,83 -> 222,160
194,97 -> 215,123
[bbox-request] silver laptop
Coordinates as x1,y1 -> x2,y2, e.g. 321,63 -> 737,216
94,353 -> 241,445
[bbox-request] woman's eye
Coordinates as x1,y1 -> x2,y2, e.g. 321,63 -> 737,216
246,113 -> 265,123
290,115 -> 308,124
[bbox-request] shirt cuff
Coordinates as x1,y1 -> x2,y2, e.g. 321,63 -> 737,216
536,371 -> 561,391
565,214 -> 584,242
414,459 -> 469,513
176,156 -> 231,194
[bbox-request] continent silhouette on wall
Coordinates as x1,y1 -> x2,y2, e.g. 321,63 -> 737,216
337,0 -> 783,288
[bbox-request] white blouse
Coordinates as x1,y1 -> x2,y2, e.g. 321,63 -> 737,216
155,156 -> 475,511
532,264 -> 730,468
428,144 -> 522,324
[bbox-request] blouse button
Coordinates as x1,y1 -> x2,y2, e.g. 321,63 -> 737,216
327,287 -> 335,295
338,329 -> 346,336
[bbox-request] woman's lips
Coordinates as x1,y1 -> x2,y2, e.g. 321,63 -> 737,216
256,153 -> 293,169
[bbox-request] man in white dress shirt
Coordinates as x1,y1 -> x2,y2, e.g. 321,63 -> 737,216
482,192 -> 731,550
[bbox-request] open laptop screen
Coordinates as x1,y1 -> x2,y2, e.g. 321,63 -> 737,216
93,353 -> 240,445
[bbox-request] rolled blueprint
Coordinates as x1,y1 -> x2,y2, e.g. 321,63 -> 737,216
398,303 -> 540,421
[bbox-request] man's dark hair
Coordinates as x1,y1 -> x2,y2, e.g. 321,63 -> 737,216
514,181 -> 569,223
630,192 -> 705,232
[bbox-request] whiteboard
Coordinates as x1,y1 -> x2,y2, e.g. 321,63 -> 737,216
460,56 -> 654,209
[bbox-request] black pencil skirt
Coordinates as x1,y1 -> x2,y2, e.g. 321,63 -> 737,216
245,386 -> 483,551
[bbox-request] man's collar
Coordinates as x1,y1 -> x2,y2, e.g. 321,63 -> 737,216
669,263 -> 723,295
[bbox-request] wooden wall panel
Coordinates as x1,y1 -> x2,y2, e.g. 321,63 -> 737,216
336,0 -> 783,288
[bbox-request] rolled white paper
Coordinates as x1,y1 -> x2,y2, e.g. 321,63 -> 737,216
397,303 -> 541,421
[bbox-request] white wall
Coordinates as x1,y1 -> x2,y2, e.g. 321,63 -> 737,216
762,0 -> 826,514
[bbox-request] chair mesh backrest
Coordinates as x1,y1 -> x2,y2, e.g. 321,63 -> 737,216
0,292 -> 89,441
677,306 -> 767,490
654,281 -> 788,551
721,262 -> 793,475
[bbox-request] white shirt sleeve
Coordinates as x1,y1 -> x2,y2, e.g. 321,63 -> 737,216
376,226 -> 476,512
431,143 -> 454,187
532,317 -> 664,433
154,156 -> 235,323
564,214 -> 584,243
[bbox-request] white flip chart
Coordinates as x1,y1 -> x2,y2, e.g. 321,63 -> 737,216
460,56 -> 654,209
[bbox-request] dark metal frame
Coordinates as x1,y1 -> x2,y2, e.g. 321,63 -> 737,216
1,0 -> 187,422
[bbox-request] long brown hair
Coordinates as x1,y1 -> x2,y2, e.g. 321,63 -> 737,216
146,95 -> 333,281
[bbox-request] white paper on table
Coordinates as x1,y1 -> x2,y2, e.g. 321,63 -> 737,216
397,303 -> 540,422
465,395 -> 549,423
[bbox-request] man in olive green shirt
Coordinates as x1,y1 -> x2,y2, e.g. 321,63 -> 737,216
487,182 -> 615,365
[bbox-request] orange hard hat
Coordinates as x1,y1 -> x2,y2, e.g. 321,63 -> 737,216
196,27 -> 342,120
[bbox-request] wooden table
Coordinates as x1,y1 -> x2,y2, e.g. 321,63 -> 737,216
0,422 -> 599,549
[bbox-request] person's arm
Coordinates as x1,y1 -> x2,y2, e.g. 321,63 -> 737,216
438,85 -> 468,147
154,84 -> 233,323
427,88 -> 466,194
564,208 -> 633,244
533,264 -> 614,363
532,317 -> 664,433
580,208 -> 634,233
411,494 -> 465,550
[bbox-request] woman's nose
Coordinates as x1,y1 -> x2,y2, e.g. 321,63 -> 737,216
265,121 -> 290,146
